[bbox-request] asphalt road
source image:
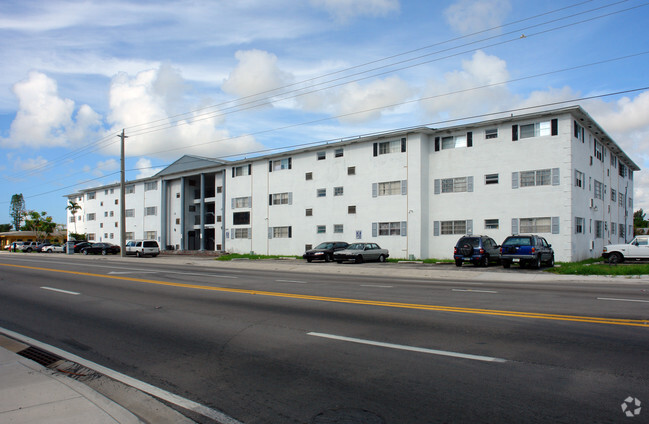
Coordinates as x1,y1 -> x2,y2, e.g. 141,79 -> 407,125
1,253 -> 648,423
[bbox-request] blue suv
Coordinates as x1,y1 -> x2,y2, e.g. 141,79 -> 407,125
454,235 -> 501,267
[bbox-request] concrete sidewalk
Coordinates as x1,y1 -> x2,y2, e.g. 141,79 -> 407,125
0,340 -> 143,424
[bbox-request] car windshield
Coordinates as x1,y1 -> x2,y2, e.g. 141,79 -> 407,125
347,243 -> 365,250
314,242 -> 334,249
458,237 -> 479,247
503,236 -> 532,246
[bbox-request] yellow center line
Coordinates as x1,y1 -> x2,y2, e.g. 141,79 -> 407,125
3,263 -> 648,327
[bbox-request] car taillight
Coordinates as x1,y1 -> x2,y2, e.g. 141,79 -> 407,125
454,247 -> 458,254
500,247 -> 502,253
479,248 -> 485,254
531,247 -> 535,253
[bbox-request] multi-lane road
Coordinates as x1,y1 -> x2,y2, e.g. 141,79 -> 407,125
0,253 -> 647,423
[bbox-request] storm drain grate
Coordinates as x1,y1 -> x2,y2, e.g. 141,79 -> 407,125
17,346 -> 63,367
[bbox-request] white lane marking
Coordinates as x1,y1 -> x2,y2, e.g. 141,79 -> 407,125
308,332 -> 507,363
452,289 -> 498,293
276,279 -> 308,284
107,270 -> 237,279
597,297 -> 649,303
41,286 -> 81,296
0,326 -> 243,424
361,284 -> 393,288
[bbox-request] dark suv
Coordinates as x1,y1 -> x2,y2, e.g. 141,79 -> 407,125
500,235 -> 554,269
454,235 -> 500,267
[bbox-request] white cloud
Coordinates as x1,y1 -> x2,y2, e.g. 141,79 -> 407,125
221,50 -> 293,104
134,158 -> 163,179
421,50 -> 511,119
310,0 -> 400,22
333,76 -> 413,123
444,0 -> 511,34
13,155 -> 48,171
0,71 -> 100,149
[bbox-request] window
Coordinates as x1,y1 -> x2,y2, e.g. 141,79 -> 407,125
595,220 -> 603,238
441,135 -> 466,150
575,170 -> 584,188
100,223 -> 103,228
87,233 -> 95,241
378,140 -> 402,155
145,207 -> 157,216
378,181 -> 402,196
619,163 -> 627,178
272,226 -> 291,238
519,217 -> 551,233
594,141 -> 603,161
348,205 -> 356,214
217,186 -> 223,194
619,224 -> 625,239
125,209 -> 135,218
100,201 -> 103,206
126,185 -> 135,194
233,196 -> 252,209
575,217 -> 584,234
619,193 -> 625,207
87,192 -> 96,200
87,213 -> 96,221
629,197 -> 633,208
305,172 -> 313,180
378,222 -> 402,236
335,148 -> 344,158
233,212 -> 250,225
234,228 -> 251,239
270,158 -> 291,172
317,151 -> 326,160
104,189 -> 108,195
233,165 -> 251,177
611,221 -> 616,235
145,231 -> 157,240
334,224 -> 344,233
348,166 -> 356,175
520,121 -> 551,139
573,121 -> 584,140
114,222 -> 118,227
69,216 -> 75,223
594,180 -> 603,200
270,192 -> 291,205
441,220 -> 467,235
110,211 -> 114,217
175,218 -> 180,225
334,186 -> 344,196
520,169 -> 551,187
125,232 -> 134,240
317,188 -> 326,197
485,219 -> 499,229
485,128 -> 498,139
442,177 -> 468,193
104,211 -> 108,217
145,181 -> 158,191
317,225 -> 326,234
306,208 -> 313,216
485,174 -> 498,185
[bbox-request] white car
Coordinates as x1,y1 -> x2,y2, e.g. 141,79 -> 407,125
602,236 -> 649,263
44,244 -> 65,253
125,240 -> 160,257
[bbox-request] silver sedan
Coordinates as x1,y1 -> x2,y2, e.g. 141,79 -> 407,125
333,243 -> 389,264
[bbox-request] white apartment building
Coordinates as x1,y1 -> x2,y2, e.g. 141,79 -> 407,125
66,106 -> 639,262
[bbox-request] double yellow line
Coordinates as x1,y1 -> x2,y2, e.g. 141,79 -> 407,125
3,263 -> 648,327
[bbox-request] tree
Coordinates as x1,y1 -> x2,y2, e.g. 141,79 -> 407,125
9,194 -> 25,231
66,200 -> 82,234
633,209 -> 647,234
21,211 -> 56,242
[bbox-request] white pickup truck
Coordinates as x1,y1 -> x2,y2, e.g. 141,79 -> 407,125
602,235 -> 649,263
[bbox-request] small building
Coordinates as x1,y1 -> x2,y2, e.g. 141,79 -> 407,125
0,231 -> 67,250
66,106 -> 639,262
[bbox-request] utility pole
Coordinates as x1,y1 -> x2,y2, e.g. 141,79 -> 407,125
118,129 -> 128,257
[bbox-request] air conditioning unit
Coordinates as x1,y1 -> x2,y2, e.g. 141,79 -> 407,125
590,240 -> 595,250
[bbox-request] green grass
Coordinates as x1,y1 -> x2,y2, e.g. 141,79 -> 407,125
547,257 -> 649,275
216,253 -> 300,261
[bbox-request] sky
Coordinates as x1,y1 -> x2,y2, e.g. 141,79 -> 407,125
1,0 -> 648,227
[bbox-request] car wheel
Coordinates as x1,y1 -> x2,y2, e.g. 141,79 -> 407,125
547,254 -> 555,267
609,252 -> 623,264
378,254 -> 386,263
355,255 -> 364,264
533,255 -> 542,269
46,249 -> 52,253
336,260 -> 343,264
102,250 -> 107,255
455,259 -> 462,267
502,260 -> 511,269
82,250 -> 88,255
136,251 -> 141,257
306,258 -> 312,263
480,255 -> 489,267
26,248 -> 32,253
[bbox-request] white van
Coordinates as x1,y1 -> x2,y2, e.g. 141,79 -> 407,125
125,240 -> 160,257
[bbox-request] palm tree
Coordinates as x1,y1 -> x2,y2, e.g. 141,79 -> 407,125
66,200 -> 81,235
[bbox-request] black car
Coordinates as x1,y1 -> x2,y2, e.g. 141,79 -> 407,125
454,235 -> 500,267
303,241 -> 349,262
65,241 -> 92,253
80,243 -> 120,255
500,235 -> 554,269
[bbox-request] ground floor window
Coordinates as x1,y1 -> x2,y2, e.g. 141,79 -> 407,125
519,217 -> 551,233
145,231 -> 157,240
441,220 -> 466,235
575,217 -> 584,234
234,228 -> 251,239
272,226 -> 292,238
378,222 -> 401,236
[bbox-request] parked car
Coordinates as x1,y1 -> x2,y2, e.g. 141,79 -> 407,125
303,241 -> 349,262
500,235 -> 554,269
334,243 -> 389,263
44,244 -> 64,253
6,241 -> 26,251
64,241 -> 92,253
19,241 -> 39,252
453,235 -> 500,267
602,235 -> 649,263
36,242 -> 52,252
80,243 -> 120,255
125,240 -> 160,257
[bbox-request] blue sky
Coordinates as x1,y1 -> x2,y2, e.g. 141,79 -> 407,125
1,0 -> 648,226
